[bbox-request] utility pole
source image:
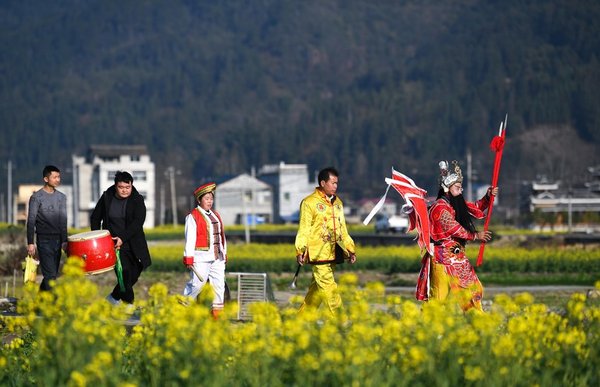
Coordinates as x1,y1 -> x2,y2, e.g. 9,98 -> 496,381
0,193 -> 4,223
72,162 -> 79,229
250,187 -> 256,229
242,189 -> 250,244
567,186 -> 573,233
466,149 -> 473,202
7,160 -> 13,224
250,166 -> 256,229
159,183 -> 165,226
166,166 -> 178,226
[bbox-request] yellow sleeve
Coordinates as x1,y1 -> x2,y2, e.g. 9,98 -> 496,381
294,199 -> 313,256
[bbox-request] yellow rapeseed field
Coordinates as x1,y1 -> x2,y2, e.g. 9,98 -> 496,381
1,258 -> 599,386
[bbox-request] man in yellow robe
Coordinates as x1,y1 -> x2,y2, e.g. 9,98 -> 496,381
295,167 -> 356,315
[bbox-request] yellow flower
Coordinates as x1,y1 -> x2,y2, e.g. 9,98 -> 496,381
493,336 -> 517,358
299,353 -> 320,371
514,292 -> 534,306
69,370 -> 87,387
408,346 -> 427,364
322,349 -> 343,363
179,369 -> 190,380
148,282 -> 169,299
297,332 -> 311,350
567,293 -> 586,321
339,272 -> 358,286
464,365 -> 484,381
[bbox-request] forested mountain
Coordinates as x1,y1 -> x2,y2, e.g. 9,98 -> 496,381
1,0 -> 599,200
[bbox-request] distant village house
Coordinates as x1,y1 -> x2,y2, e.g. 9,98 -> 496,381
71,145 -> 156,228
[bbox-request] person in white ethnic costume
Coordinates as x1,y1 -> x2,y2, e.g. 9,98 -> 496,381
182,182 -> 227,319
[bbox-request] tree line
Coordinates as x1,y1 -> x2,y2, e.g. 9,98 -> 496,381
1,0 -> 599,199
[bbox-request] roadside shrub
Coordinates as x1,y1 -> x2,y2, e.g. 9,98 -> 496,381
0,224 -> 27,275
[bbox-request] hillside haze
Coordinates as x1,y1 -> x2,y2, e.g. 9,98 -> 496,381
1,0 -> 599,200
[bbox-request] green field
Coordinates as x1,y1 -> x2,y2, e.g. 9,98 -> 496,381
148,241 -> 600,283
2,223 -> 599,311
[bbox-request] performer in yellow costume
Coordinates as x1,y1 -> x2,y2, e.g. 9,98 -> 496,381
295,167 -> 356,315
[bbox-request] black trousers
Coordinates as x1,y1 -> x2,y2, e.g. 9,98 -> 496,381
111,248 -> 143,304
37,235 -> 62,291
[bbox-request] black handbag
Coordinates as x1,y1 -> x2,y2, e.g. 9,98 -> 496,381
334,243 -> 348,264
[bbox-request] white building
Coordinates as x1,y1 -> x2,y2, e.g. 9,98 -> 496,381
258,162 -> 314,223
17,184 -> 74,228
529,180 -> 600,213
72,145 -> 156,228
214,173 -> 273,226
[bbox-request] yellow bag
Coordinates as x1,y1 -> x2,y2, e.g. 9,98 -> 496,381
22,256 -> 39,283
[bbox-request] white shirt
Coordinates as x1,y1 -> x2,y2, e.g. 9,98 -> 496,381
183,207 -> 227,263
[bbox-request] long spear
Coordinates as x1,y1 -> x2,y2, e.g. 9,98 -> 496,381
476,114 -> 507,266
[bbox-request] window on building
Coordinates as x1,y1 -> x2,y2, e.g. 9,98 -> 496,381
132,171 -> 147,181
284,192 -> 291,201
131,155 -> 140,162
259,191 -> 271,204
107,171 -> 119,181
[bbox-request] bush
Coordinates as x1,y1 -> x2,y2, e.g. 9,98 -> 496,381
0,224 -> 27,275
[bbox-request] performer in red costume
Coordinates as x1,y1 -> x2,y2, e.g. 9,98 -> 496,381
365,161 -> 499,311
424,160 -> 498,311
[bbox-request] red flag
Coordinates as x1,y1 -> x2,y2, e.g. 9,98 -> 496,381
387,170 -> 432,256
476,115 -> 507,266
363,168 -> 432,300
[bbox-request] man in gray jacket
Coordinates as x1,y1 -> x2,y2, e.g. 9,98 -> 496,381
27,165 -> 68,291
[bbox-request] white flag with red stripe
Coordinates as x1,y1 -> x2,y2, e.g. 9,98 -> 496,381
364,168 -> 432,255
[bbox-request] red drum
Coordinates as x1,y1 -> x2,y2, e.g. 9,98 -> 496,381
68,230 -> 116,275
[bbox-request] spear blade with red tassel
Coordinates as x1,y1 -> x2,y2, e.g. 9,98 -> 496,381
476,114 -> 507,266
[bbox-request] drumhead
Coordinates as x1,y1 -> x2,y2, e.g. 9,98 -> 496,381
68,230 -> 110,241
